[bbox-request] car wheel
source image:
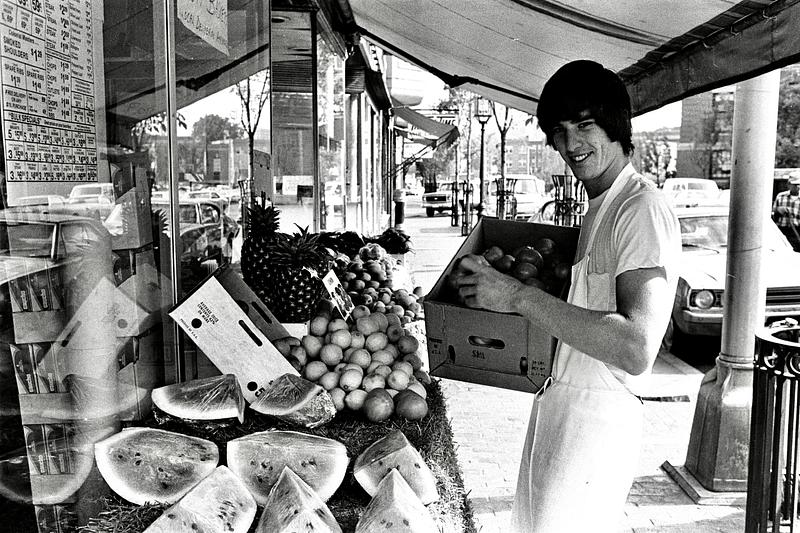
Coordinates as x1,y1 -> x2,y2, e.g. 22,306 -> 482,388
426,207 -> 435,217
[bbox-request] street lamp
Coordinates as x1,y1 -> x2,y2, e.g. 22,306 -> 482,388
474,97 -> 492,218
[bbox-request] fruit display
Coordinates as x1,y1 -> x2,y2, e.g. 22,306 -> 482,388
249,373 -> 336,428
94,428 -> 219,505
447,237 -> 572,303
143,466 -> 256,533
353,429 -> 438,505
226,430 -> 348,504
241,200 -> 285,309
354,469 -> 437,533
270,304 -> 431,423
255,467 -> 342,533
151,374 -> 245,424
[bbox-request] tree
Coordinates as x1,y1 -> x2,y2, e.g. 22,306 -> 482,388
491,102 -> 513,218
776,67 -> 800,168
234,69 -> 270,235
190,114 -> 243,143
131,111 -> 186,151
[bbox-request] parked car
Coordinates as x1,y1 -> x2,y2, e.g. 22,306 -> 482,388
64,195 -> 115,220
152,198 -> 239,264
9,195 -> 67,214
421,182 -> 457,217
661,178 -> 723,208
666,206 -> 800,351
484,176 -> 551,220
68,183 -> 115,203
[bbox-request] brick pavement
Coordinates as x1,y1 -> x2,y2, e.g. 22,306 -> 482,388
403,205 -> 746,533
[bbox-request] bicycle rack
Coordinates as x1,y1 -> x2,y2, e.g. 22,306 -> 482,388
450,181 -> 460,227
494,176 -> 518,220
549,174 -> 586,226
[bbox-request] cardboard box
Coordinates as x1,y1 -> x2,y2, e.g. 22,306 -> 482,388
6,260 -> 67,344
424,218 -> 579,393
113,248 -> 162,337
108,174 -> 153,251
169,270 -> 298,403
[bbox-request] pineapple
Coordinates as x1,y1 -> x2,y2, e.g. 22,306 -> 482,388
240,201 -> 285,306
265,225 -> 333,323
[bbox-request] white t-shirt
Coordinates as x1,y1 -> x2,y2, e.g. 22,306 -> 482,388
575,164 -> 681,393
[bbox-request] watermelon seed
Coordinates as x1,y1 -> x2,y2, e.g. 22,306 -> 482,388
134,459 -> 142,466
191,523 -> 198,530
167,513 -> 176,519
249,460 -> 256,466
256,476 -> 263,483
403,519 -> 410,526
293,509 -> 299,515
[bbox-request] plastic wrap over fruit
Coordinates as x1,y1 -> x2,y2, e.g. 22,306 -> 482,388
151,374 -> 246,424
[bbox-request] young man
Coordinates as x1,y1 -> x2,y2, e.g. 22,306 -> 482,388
773,172 -> 800,251
455,60 -> 681,532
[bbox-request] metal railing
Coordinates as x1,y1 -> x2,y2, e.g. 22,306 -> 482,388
748,319 -> 800,532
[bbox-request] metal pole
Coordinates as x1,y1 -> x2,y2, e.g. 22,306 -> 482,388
685,70 -> 781,491
477,122 -> 486,218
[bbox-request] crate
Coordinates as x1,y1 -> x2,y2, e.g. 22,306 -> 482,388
423,217 -> 579,393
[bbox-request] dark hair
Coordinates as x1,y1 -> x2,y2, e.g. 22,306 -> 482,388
536,60 -> 634,156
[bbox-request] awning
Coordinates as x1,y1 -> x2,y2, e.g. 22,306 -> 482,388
346,0 -> 800,116
393,106 -> 459,149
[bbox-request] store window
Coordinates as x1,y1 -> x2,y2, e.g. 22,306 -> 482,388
317,31 -> 345,231
0,0 -> 270,529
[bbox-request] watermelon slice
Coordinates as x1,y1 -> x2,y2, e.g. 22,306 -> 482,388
355,469 -> 437,533
226,430 -> 347,504
255,467 -> 342,533
249,373 -> 335,428
151,374 -> 245,423
95,427 -> 218,505
143,466 -> 256,533
353,430 -> 438,504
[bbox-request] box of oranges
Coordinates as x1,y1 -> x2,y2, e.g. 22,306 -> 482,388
423,217 -> 579,393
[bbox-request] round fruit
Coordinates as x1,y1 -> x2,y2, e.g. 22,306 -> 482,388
385,313 -> 402,329
328,318 -> 348,332
329,388 -> 346,411
534,237 -> 557,257
383,344 -> 400,359
363,389 -> 394,422
483,245 -> 504,263
413,370 -> 432,385
386,370 -> 410,391
301,335 -> 324,359
289,345 -> 308,367
396,335 -> 419,355
304,360 -> 328,381
401,354 -> 423,371
366,361 -> 383,374
349,331 -> 366,350
320,344 -> 344,366
413,286 -> 424,297
512,261 -> 539,281
349,348 -> 372,369
407,381 -> 428,399
334,362 -> 348,373
513,246 -> 544,268
309,316 -> 329,336
339,369 -> 363,392
351,305 -> 371,319
344,389 -> 367,410
370,350 -> 394,366
330,329 -> 352,349
343,363 -> 364,374
318,371 -> 340,391
394,390 -> 428,420
554,262 -> 572,280
361,374 -> 386,392
356,316 -> 380,336
365,332 -> 389,352
392,361 -> 414,377
372,312 -> 389,332
494,254 -> 516,273
371,364 -> 392,378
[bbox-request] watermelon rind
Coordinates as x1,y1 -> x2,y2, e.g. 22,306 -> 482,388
249,373 -> 335,428
151,374 -> 245,423
226,430 -> 348,504
355,469 -> 437,533
94,427 -> 219,505
353,429 -> 439,504
255,467 -> 342,533
143,466 -> 256,533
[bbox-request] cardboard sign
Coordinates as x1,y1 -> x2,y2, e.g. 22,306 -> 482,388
169,276 -> 298,402
321,270 -> 354,320
177,0 -> 229,55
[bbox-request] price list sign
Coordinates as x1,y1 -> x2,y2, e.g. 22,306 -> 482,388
0,0 -> 98,182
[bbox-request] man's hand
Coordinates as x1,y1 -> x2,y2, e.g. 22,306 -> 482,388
776,205 -> 788,215
453,254 -> 527,313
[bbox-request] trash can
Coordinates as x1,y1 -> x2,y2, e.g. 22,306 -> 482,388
747,318 -> 800,532
393,188 -> 406,229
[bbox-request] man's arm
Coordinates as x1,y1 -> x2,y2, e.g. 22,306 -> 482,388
456,257 -> 672,375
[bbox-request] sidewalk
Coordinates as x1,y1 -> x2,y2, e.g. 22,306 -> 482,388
402,203 -> 746,533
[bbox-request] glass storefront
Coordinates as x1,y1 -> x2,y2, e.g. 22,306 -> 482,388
0,0 -> 390,529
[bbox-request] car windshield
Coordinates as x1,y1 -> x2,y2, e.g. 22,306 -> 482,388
680,215 -> 789,250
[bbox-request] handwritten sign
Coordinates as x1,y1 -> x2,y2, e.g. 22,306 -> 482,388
177,0 -> 229,55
